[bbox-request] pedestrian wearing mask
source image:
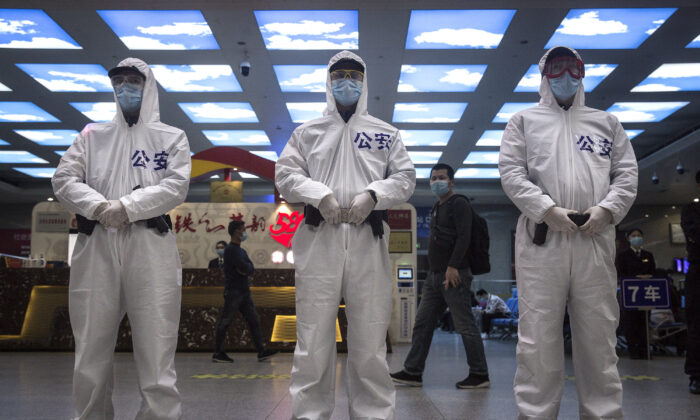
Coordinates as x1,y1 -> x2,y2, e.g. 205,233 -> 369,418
209,240 -> 227,269
212,221 -> 278,363
616,228 -> 655,359
390,163 -> 490,390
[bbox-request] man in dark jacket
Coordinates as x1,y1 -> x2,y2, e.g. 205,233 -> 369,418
616,228 -> 656,359
208,240 -> 227,269
212,220 -> 277,363
681,170 -> 700,394
390,163 -> 489,389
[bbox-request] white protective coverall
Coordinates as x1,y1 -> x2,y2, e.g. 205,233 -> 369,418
52,57 -> 190,420
275,50 -> 416,420
499,46 -> 638,420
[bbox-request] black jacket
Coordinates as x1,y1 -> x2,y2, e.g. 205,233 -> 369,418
224,242 -> 255,290
428,194 -> 472,273
616,247 -> 656,279
208,257 -> 224,269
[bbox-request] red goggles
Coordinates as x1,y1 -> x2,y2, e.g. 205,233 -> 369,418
543,56 -> 585,79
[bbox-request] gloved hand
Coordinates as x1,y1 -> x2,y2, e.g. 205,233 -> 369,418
318,194 -> 341,224
92,201 -> 109,220
542,206 -> 578,232
580,206 -> 612,235
348,191 -> 375,224
98,200 -> 130,229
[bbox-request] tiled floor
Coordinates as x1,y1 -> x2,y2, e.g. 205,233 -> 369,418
0,332 -> 696,419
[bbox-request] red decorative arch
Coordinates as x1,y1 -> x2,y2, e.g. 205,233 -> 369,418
190,146 -> 275,181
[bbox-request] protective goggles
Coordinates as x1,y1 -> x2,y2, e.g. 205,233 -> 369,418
543,56 -> 585,79
330,69 -> 365,82
110,74 -> 145,88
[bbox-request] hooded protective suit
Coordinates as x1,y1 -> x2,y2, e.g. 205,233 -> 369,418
276,51 -> 416,420
52,57 -> 190,420
499,46 -> 637,420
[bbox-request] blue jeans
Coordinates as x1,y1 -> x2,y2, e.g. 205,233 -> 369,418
404,269 -> 488,376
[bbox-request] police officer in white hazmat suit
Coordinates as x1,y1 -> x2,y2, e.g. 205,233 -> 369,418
499,46 -> 638,419
276,50 -> 416,420
52,57 -> 190,420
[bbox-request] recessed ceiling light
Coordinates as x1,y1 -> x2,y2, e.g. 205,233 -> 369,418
492,103 -> 538,123
254,10 -> 358,50
455,168 -> 500,179
15,129 -> 79,146
286,102 -> 326,123
70,102 -> 115,122
16,64 -> 111,92
0,102 -> 60,122
202,130 -> 271,146
405,10 -> 516,49
178,102 -> 258,123
463,151 -> 499,165
400,130 -> 453,147
398,65 -> 487,92
475,130 -> 504,147
632,63 -> 700,92
545,8 -> 676,49
13,167 -> 56,178
98,10 -> 219,50
393,103 -> 468,123
151,65 -> 241,92
250,151 -> 279,162
0,151 -> 48,164
606,102 -> 689,122
0,9 -> 82,49
408,151 -> 442,164
274,65 -> 327,92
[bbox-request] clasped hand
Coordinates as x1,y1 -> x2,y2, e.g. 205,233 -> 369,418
543,205 -> 611,235
95,200 -> 130,229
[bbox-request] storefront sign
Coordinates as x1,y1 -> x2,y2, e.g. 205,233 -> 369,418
388,209 -> 411,230
388,231 -> 412,253
36,212 -> 70,233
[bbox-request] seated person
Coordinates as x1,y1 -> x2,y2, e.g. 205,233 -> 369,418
476,289 -> 510,338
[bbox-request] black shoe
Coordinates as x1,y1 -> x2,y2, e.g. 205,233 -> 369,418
212,352 -> 234,363
257,349 -> 279,362
456,373 -> 490,389
691,378 -> 700,395
390,370 -> 422,387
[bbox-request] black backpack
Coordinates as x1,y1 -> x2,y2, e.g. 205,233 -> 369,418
431,194 -> 491,275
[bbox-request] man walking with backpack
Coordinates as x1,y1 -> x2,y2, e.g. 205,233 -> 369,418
391,163 -> 490,389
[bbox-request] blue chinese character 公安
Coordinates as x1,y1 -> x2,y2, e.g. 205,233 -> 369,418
598,138 -> 612,158
374,133 -> 392,150
153,151 -> 168,171
576,136 -> 594,153
353,132 -> 372,150
131,150 -> 150,168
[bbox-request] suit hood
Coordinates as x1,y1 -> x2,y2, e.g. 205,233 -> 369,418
538,46 -> 585,108
324,50 -> 368,117
112,57 -> 159,125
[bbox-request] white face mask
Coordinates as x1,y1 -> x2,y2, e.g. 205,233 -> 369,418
240,231 -> 248,242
